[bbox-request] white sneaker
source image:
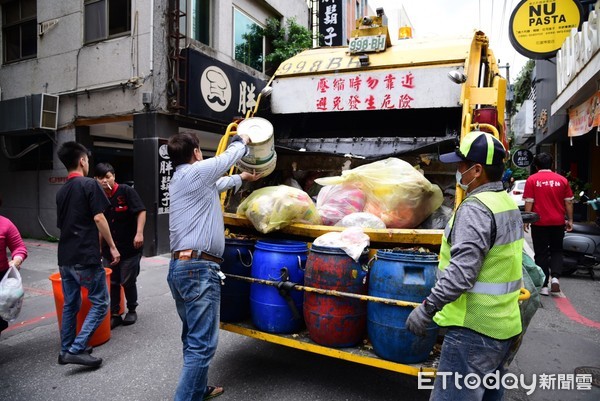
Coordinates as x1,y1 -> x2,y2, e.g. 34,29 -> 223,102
540,287 -> 549,296
550,277 -> 560,293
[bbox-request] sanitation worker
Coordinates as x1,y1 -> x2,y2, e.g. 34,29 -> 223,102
406,131 -> 524,400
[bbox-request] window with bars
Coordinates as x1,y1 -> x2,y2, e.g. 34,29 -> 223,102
2,0 -> 37,63
84,0 -> 131,44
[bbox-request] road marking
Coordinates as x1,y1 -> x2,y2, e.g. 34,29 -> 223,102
4,311 -> 57,333
24,286 -> 54,296
554,297 -> 600,330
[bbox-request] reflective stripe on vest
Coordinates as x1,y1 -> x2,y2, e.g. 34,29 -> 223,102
434,190 -> 524,340
469,278 -> 522,295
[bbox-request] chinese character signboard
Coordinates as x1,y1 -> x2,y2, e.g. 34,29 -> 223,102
319,0 -> 344,47
158,140 -> 172,215
512,149 -> 534,168
182,49 -> 266,123
509,0 -> 582,59
270,67 -> 462,114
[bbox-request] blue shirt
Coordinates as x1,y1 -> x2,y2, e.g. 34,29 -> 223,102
168,141 -> 246,257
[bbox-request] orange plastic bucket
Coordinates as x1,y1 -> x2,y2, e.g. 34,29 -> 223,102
49,267 -> 113,347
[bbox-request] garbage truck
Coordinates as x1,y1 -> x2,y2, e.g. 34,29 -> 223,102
214,12 -> 518,377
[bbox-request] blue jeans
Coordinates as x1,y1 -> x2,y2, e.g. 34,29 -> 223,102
167,259 -> 221,401
59,264 -> 109,354
430,327 -> 514,401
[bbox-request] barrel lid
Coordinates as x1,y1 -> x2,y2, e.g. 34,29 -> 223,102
255,239 -> 308,252
237,117 -> 273,143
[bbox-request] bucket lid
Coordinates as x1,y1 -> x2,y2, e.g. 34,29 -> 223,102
237,117 -> 273,143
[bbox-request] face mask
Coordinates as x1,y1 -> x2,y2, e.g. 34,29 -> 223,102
456,164 -> 477,191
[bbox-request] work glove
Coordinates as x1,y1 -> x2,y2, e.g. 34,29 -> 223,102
406,304 -> 434,337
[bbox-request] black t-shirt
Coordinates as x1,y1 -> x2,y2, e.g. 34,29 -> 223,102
56,176 -> 110,266
101,183 -> 146,259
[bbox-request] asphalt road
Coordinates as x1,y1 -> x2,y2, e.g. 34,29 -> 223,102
0,239 -> 599,401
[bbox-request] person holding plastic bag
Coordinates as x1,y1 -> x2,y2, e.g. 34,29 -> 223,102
0,195 -> 28,337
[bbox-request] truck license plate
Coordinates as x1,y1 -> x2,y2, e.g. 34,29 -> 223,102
348,35 -> 386,53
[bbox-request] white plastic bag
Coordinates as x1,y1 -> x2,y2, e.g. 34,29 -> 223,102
313,227 -> 370,262
0,265 -> 24,321
336,212 -> 386,229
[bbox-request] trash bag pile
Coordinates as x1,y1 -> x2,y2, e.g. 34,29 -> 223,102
315,158 -> 443,228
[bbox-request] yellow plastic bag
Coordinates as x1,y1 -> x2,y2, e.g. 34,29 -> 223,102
316,158 -> 443,228
237,185 -> 322,233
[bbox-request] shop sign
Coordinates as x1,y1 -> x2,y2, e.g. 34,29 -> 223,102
568,90 -> 600,137
509,0 -> 583,59
556,2 -> 600,94
48,176 -> 67,184
319,0 -> 344,46
183,49 -> 266,123
270,66 -> 461,114
157,141 -> 172,215
512,149 -> 534,168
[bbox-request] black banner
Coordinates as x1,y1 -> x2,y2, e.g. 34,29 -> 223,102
182,49 -> 267,123
319,0 -> 344,46
157,139 -> 172,215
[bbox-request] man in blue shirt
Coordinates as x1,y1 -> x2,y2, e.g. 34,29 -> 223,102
167,131 -> 259,401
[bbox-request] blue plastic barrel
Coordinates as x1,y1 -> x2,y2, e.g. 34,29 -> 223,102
304,245 -> 368,347
367,249 -> 439,363
250,240 -> 308,333
220,238 -> 254,322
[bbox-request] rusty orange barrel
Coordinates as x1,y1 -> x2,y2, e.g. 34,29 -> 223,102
303,245 -> 368,347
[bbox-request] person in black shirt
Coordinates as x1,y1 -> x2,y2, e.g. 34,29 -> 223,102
94,163 -> 146,328
56,142 -> 120,367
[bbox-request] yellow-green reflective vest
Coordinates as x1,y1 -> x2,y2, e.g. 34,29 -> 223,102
433,191 -> 524,339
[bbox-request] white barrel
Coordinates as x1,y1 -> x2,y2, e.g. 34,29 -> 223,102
237,153 -> 277,177
237,117 -> 275,166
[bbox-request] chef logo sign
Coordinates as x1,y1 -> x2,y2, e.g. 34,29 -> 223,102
183,49 -> 266,123
513,149 -> 534,168
200,67 -> 231,112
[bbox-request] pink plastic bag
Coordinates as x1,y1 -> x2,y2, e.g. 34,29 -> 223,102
316,185 -> 366,226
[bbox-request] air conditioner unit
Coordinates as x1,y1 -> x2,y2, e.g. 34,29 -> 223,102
40,93 -> 59,130
0,93 -> 59,134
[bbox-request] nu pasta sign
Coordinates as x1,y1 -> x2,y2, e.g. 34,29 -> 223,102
509,0 -> 583,59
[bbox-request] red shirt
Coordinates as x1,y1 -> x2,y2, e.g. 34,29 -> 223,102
523,170 -> 573,226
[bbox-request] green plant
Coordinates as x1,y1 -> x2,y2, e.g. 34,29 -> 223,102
264,17 -> 313,71
511,59 -> 535,115
564,171 -> 591,201
235,17 -> 313,75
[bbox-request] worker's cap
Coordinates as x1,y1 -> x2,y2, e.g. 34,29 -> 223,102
439,131 -> 506,165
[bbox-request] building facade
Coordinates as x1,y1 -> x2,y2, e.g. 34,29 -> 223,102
511,0 -> 599,222
0,0 -> 308,255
